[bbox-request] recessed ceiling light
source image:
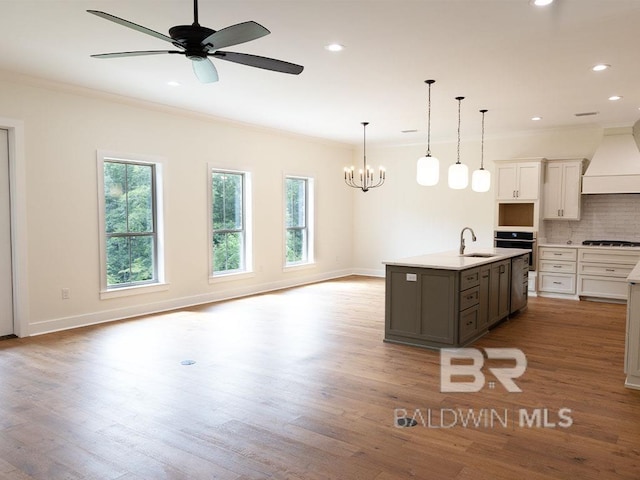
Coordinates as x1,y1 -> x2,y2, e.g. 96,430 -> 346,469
167,81 -> 181,87
592,64 -> 610,72
531,0 -> 554,6
609,95 -> 622,101
325,43 -> 344,52
531,116 -> 542,121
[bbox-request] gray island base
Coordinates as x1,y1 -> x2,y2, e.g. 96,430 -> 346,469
384,248 -> 529,349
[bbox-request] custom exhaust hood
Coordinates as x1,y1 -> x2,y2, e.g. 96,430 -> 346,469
582,124 -> 640,194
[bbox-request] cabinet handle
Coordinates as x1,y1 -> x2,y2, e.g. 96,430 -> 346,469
553,253 -> 563,256
606,268 -> 616,272
558,209 -> 561,217
553,265 -> 562,268
561,209 -> 564,216
482,274 -> 489,278
466,276 -> 475,281
553,281 -> 562,285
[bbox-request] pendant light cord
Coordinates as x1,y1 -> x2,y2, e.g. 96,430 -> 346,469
480,109 -> 487,170
456,96 -> 464,165
425,80 -> 435,156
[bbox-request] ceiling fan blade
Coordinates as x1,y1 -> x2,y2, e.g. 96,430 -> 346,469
202,21 -> 270,50
192,58 -> 219,83
211,51 -> 304,75
91,50 -> 182,59
87,10 -> 179,46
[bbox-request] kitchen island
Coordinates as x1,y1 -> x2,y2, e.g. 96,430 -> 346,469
384,248 -> 529,349
625,264 -> 640,390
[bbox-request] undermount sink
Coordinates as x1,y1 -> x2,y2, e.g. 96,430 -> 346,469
462,253 -> 496,258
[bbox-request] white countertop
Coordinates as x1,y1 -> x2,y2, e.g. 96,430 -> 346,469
383,247 -> 528,271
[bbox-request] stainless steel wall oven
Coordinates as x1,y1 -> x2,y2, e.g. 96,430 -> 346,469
494,231 -> 537,270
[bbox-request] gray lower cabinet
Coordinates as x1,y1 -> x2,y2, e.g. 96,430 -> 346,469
385,267 -> 456,347
385,255 -> 527,349
510,253 -> 529,313
477,265 -> 491,331
489,260 -> 511,324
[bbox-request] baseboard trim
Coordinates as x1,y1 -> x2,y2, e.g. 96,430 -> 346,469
28,269 -> 354,336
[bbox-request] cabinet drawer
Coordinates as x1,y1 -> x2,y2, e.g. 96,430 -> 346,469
578,248 -> 640,265
578,263 -> 634,278
460,286 -> 480,311
578,275 -> 629,300
539,247 -> 577,261
459,305 -> 479,342
539,260 -> 577,274
539,272 -> 576,294
460,268 -> 480,290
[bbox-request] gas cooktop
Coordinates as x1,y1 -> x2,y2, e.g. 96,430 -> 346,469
582,240 -> 640,247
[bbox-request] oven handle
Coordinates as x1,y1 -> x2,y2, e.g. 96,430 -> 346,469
494,239 -> 535,245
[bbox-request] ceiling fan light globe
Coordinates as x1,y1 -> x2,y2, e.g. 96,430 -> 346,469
417,155 -> 439,186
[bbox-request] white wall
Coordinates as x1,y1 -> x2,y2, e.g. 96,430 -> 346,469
353,126 -> 602,275
0,74 -> 354,335
0,71 -> 611,335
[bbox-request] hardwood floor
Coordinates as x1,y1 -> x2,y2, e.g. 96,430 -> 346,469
0,276 -> 639,479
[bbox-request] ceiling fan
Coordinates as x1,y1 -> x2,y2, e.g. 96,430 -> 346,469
87,0 -> 304,83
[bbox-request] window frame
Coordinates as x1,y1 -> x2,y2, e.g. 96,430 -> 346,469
97,150 -> 167,299
284,175 -> 315,269
209,166 -> 253,280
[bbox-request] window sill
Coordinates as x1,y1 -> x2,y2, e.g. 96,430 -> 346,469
283,262 -> 317,273
209,271 -> 256,284
100,282 -> 170,300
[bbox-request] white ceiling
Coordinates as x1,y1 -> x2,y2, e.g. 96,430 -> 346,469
2,0 -> 640,146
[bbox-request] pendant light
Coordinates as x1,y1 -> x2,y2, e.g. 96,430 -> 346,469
448,96 -> 469,189
472,109 -> 491,192
416,79 -> 439,186
344,122 -> 385,192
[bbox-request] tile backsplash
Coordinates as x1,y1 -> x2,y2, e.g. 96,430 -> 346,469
544,194 -> 640,244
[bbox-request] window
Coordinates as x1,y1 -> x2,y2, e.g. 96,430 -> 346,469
98,152 -> 165,295
211,169 -> 251,276
285,176 -> 314,266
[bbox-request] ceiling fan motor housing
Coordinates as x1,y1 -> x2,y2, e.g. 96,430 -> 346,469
169,24 -> 216,59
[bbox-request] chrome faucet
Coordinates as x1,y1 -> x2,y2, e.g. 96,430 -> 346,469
459,227 -> 477,255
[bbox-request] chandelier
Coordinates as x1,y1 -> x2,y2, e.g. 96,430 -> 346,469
344,122 -> 385,192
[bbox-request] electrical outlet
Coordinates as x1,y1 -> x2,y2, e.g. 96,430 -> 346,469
61,288 -> 70,300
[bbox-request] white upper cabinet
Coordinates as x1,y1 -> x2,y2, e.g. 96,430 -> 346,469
495,160 -> 543,200
543,159 -> 586,220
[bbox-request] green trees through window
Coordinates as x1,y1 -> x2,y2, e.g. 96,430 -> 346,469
103,161 -> 156,287
212,171 -> 245,274
285,177 -> 308,264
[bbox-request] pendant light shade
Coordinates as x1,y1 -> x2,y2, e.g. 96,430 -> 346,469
472,109 -> 491,192
471,168 -> 491,192
448,163 -> 469,189
417,155 -> 439,186
447,96 -> 468,189
416,80 -> 439,186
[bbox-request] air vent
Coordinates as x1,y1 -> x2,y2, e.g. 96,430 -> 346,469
574,111 -> 599,117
